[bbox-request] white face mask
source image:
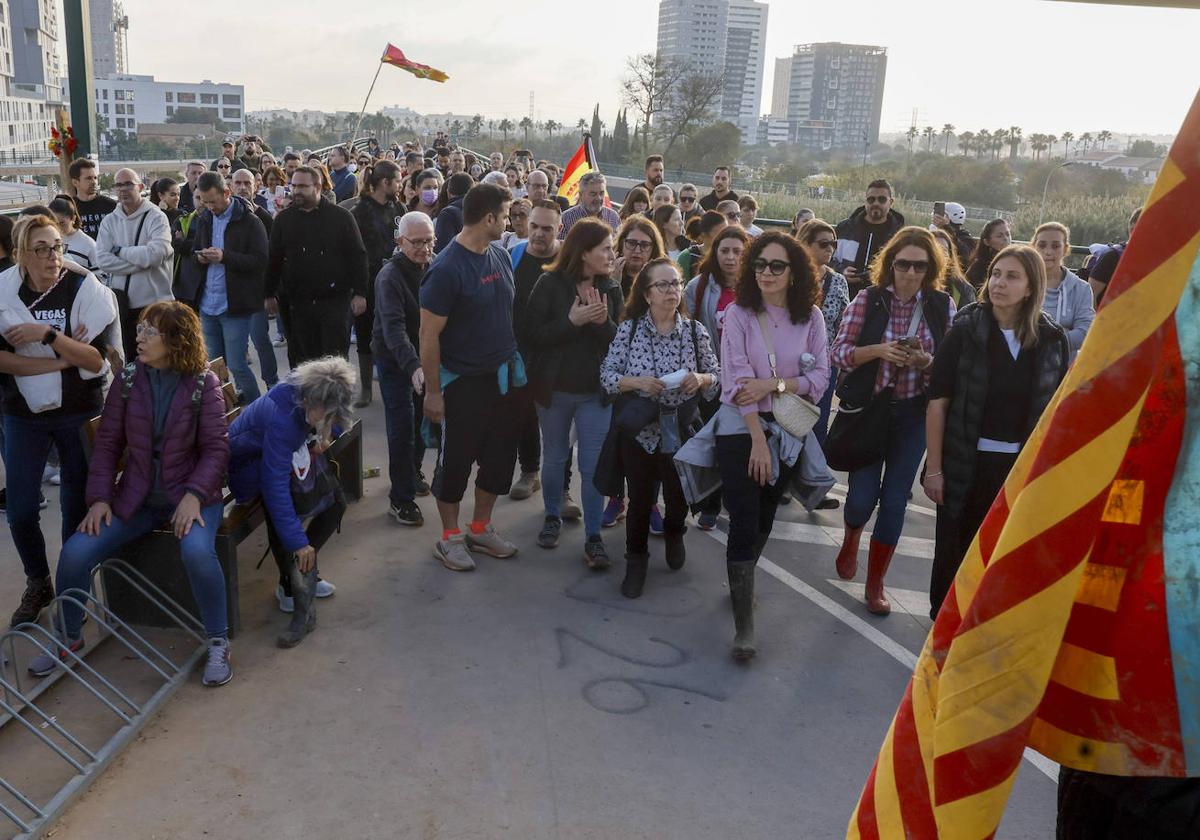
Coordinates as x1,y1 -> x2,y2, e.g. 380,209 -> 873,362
347,163 -> 358,174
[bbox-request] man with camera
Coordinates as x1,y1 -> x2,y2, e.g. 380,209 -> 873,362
832,179 -> 907,298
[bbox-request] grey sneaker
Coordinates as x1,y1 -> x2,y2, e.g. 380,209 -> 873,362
537,516 -> 562,548
584,535 -> 610,570
27,636 -> 84,677
509,472 -> 541,501
435,533 -> 476,571
202,638 -> 233,687
561,493 -> 582,521
465,524 -> 518,558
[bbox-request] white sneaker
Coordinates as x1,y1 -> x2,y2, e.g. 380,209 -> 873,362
275,584 -> 294,614
315,579 -> 335,598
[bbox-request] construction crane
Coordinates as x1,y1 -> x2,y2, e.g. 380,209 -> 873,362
113,2 -> 129,74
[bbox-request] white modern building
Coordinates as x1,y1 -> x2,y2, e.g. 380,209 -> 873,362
93,74 -> 245,146
775,42 -> 887,150
0,0 -> 65,157
656,0 -> 767,146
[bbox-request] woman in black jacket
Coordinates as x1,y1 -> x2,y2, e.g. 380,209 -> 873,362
349,159 -> 403,407
521,217 -> 622,569
923,244 -> 1069,619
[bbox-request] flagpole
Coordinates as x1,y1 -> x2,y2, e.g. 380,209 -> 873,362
348,58 -> 384,151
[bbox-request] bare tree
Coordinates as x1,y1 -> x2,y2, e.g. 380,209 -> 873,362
621,53 -> 689,158
659,66 -> 725,157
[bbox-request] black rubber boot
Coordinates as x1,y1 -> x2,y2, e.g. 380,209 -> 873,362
727,562 -> 757,660
354,351 -> 374,408
277,566 -> 317,648
664,528 -> 687,571
10,575 -> 53,627
621,552 -> 649,599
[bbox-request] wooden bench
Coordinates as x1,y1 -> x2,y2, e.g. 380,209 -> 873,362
89,359 -> 363,637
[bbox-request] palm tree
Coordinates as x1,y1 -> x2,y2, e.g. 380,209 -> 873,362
450,119 -> 463,140
1046,134 -> 1058,158
469,114 -> 484,138
1029,133 -> 1048,161
1060,131 -> 1074,158
922,125 -> 935,152
519,116 -> 533,145
992,128 -> 1009,160
1097,130 -> 1112,151
957,131 -> 975,157
576,117 -> 588,132
544,119 -> 560,140
498,118 -> 514,145
1008,126 -> 1022,160
941,123 -> 955,155
975,129 -> 991,159
905,125 -> 918,160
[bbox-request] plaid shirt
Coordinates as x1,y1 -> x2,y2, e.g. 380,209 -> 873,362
558,204 -> 620,240
830,287 -> 955,400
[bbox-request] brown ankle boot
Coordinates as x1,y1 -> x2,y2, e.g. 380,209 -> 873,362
835,524 -> 865,580
865,540 -> 896,615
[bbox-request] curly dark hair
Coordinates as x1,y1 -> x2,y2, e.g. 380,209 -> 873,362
140,301 -> 209,376
733,231 -> 821,324
868,226 -> 947,294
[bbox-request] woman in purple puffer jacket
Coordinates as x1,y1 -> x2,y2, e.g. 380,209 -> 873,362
30,301 -> 233,686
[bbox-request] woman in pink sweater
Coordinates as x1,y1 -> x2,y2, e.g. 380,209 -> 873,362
716,232 -> 829,660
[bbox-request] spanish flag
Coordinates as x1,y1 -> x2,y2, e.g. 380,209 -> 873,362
557,134 -> 603,206
381,44 -> 448,83
850,88 -> 1200,839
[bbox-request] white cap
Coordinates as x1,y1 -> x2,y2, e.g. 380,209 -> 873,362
945,202 -> 966,225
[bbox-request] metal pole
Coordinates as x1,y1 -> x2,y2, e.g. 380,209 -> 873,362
62,0 -> 98,159
1039,161 -> 1073,227
349,60 -> 384,149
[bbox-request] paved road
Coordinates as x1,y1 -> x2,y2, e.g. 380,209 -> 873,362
0,342 -> 1058,839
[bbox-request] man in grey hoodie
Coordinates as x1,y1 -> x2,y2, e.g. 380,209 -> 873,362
95,168 -> 174,360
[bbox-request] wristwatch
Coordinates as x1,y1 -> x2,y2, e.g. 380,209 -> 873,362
775,378 -> 786,394
42,328 -> 58,346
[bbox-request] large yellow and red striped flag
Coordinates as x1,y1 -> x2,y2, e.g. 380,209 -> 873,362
557,134 -> 605,207
381,44 -> 449,83
850,89 -> 1200,839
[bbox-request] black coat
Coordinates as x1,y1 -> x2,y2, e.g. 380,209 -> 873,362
372,253 -> 423,378
266,197 -> 368,302
351,195 -> 400,281
181,196 -> 269,316
939,303 -> 1069,516
521,270 -> 622,407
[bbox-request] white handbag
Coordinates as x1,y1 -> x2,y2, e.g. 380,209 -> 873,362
755,311 -> 821,439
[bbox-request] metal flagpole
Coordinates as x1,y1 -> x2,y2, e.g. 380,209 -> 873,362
348,58 -> 385,150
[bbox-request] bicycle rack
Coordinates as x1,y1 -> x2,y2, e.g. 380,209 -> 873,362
0,558 -> 207,839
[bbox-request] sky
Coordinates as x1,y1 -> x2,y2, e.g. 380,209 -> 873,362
111,0 -> 1197,137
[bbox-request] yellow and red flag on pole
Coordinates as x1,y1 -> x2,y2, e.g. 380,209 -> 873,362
849,88 -> 1200,839
558,134 -> 607,207
381,44 -> 448,83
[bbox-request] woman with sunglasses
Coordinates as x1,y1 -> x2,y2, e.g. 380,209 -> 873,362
0,214 -> 118,628
830,227 -> 955,615
713,232 -> 829,659
796,219 -> 849,450
214,158 -> 233,179
600,259 -> 719,598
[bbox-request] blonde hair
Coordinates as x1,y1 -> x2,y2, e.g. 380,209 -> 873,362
1033,221 -> 1070,248
12,213 -> 61,266
980,245 -> 1047,349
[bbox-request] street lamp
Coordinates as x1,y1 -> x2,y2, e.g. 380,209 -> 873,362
1039,161 -> 1075,226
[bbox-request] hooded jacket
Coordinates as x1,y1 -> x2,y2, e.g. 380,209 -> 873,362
95,199 -> 175,308
831,205 -> 906,292
86,363 -> 229,521
1042,267 -> 1096,360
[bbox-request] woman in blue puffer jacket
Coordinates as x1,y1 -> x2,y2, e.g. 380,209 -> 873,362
228,356 -> 354,647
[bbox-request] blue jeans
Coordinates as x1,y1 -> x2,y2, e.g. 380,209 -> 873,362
5,412 -> 91,580
55,501 -> 228,640
844,397 -> 928,546
377,361 -> 416,506
200,312 -> 259,402
537,391 -> 611,538
814,372 -> 838,448
249,309 -> 279,387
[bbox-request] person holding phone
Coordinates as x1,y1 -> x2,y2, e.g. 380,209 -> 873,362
832,179 -> 906,299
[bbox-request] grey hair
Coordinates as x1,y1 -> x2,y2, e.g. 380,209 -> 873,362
185,159 -> 206,170
679,183 -> 697,194
288,355 -> 357,433
526,169 -> 549,185
396,210 -> 434,238
481,171 -> 509,187
578,171 -> 606,190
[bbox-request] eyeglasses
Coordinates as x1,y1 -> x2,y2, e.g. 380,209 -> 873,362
865,195 -> 890,204
624,239 -> 653,252
679,196 -> 696,204
402,236 -> 436,248
649,281 -> 683,292
725,213 -> 740,222
893,259 -> 929,275
31,243 -> 65,259
113,181 -> 139,190
752,259 -> 790,276
135,323 -> 161,339
813,239 -> 837,249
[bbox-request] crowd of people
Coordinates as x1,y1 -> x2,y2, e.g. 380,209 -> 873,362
0,132 -> 1115,686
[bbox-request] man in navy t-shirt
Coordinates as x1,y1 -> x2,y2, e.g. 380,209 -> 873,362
419,183 -> 525,572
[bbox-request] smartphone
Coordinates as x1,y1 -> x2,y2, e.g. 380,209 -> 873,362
933,201 -> 945,216
898,337 -> 921,350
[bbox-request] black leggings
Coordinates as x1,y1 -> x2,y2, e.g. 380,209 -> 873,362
714,433 -> 795,565
267,496 -> 347,595
619,434 -> 686,554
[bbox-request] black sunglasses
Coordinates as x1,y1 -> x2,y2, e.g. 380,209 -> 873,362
752,259 -> 790,276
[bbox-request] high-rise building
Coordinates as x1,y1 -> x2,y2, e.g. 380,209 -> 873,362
90,0 -> 118,78
656,0 -> 767,146
770,56 -> 791,118
775,42 -> 887,150
0,0 -> 65,156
